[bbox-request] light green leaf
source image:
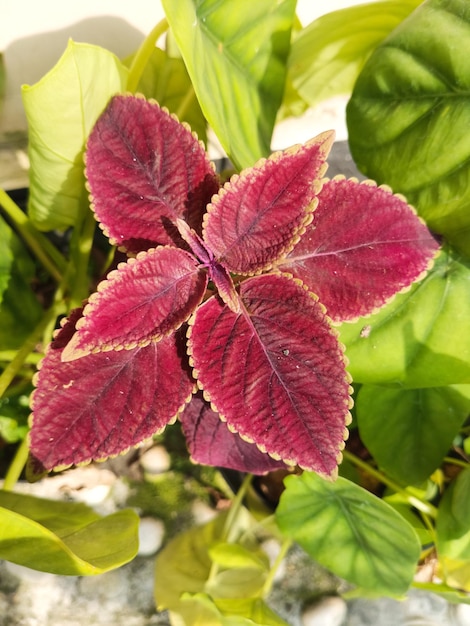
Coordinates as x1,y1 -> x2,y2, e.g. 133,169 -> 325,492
339,247 -> 470,387
0,217 -> 13,304
162,0 -> 296,169
288,0 -> 421,109
276,473 -> 421,596
347,0 -> 470,255
155,509 -> 266,613
22,40 -> 128,231
436,468 -> 470,590
126,47 -> 207,145
208,542 -> 269,571
0,491 -> 139,575
356,385 -> 470,485
174,593 -> 289,626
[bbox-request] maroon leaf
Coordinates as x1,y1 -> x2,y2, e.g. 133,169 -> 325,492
62,247 -> 207,361
202,132 -> 334,274
30,315 -> 194,471
85,94 -> 219,251
279,177 -> 440,322
188,274 -> 352,477
179,394 -> 286,474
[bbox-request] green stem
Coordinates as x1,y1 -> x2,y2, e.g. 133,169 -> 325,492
0,305 -> 62,399
0,188 -> 66,282
2,438 -> 29,491
0,351 -> 42,365
343,450 -> 438,518
175,86 -> 196,121
68,207 -> 97,309
127,18 -> 169,93
260,537 -> 292,598
444,455 -> 469,469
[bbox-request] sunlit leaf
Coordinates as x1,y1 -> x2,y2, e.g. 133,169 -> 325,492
356,384 -> 470,486
203,132 -> 333,274
29,310 -> 194,472
276,472 -> 421,595
188,274 -> 352,476
0,491 -> 138,575
180,394 -> 286,474
339,247 -> 470,387
85,94 -> 219,252
288,0 -> 421,108
61,247 -> 207,361
347,0 -> 470,255
177,594 -> 289,626
279,177 -> 439,322
22,41 -> 128,230
162,0 -> 296,169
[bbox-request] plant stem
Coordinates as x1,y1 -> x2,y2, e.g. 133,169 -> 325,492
68,207 -> 97,309
0,305 -> 61,399
343,450 -> 438,518
260,537 -> 292,598
0,188 -> 66,282
444,455 -> 469,469
127,18 -> 169,93
2,438 -> 29,491
175,86 -> 196,121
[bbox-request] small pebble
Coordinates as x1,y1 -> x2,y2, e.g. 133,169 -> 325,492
191,499 -> 217,525
138,517 -> 165,556
140,445 -> 171,474
455,603 -> 470,626
260,538 -> 286,582
302,596 -> 348,626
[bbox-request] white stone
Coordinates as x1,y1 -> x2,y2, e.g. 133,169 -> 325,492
137,517 -> 165,556
139,445 -> 171,474
301,596 -> 348,626
455,603 -> 470,626
191,499 -> 217,525
260,538 -> 286,582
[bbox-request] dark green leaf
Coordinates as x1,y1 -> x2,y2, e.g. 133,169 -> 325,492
347,0 -> 470,255
276,472 -> 421,595
0,216 -> 13,304
162,0 -> 296,169
339,248 -> 470,387
356,385 -> 470,485
0,491 -> 139,575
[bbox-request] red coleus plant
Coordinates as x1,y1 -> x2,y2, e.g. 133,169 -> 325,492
29,94 -> 439,479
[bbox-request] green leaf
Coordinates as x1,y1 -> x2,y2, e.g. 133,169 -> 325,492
0,491 -> 139,575
339,247 -> 470,387
288,0 -> 421,108
276,473 -> 421,596
347,0 -> 470,255
0,389 -> 31,443
0,226 -> 42,351
22,40 -> 128,231
208,542 -> 269,571
0,216 -> 14,304
162,0 -> 296,169
126,47 -> 207,145
436,468 -> 470,590
155,510 -> 266,613
356,385 -> 470,485
175,593 -> 289,626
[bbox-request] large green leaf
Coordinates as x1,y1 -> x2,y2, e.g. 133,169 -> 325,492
161,0 -> 296,169
339,247 -> 470,387
436,468 -> 470,590
356,384 -> 470,485
288,0 -> 421,109
347,0 -> 470,255
0,491 -> 139,575
127,47 -> 208,146
276,472 -> 421,596
22,40 -> 128,231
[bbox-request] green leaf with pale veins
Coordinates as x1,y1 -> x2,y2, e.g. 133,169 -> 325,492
162,0 -> 296,169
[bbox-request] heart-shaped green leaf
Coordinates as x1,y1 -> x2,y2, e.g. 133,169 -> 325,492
162,0 -> 296,169
356,384 -> 470,486
347,0 -> 470,255
339,247 -> 470,387
0,491 -> 139,575
22,40 -> 128,230
276,472 -> 421,596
